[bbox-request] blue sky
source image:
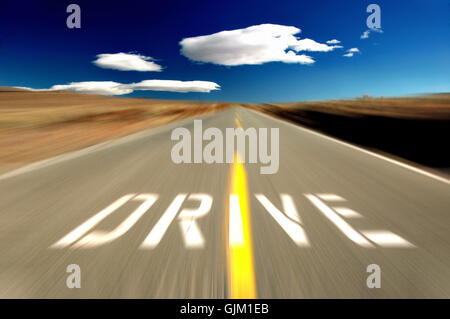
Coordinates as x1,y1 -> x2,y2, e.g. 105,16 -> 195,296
0,0 -> 449,102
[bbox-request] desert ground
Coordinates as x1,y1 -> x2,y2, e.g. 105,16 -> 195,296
0,88 -> 228,174
246,94 -> 450,171
1,88 -> 449,175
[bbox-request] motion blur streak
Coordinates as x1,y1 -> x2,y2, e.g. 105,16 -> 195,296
228,152 -> 257,299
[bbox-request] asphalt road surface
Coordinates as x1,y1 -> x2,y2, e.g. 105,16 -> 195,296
0,106 -> 449,298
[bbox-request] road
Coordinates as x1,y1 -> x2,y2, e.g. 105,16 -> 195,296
0,106 -> 449,298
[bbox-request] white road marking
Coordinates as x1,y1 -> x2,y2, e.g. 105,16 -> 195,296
52,190 -> 416,250
317,194 -> 346,201
362,231 -> 414,247
140,194 -> 187,249
51,194 -> 135,248
229,194 -> 245,245
247,108 -> 450,185
305,194 -> 374,247
255,194 -> 309,246
280,194 -> 303,223
178,194 -> 212,248
73,194 -> 158,248
333,207 -> 363,218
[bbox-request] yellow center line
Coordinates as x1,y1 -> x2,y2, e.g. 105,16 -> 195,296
227,148 -> 257,299
235,118 -> 243,128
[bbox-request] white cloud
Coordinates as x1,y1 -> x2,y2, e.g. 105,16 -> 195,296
360,28 -> 383,39
360,30 -> 370,39
128,80 -> 220,93
180,24 -> 341,66
15,82 -> 132,95
17,80 -> 220,95
92,53 -> 163,72
343,48 -> 360,58
51,82 -> 133,95
291,38 -> 342,52
326,39 -> 341,44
